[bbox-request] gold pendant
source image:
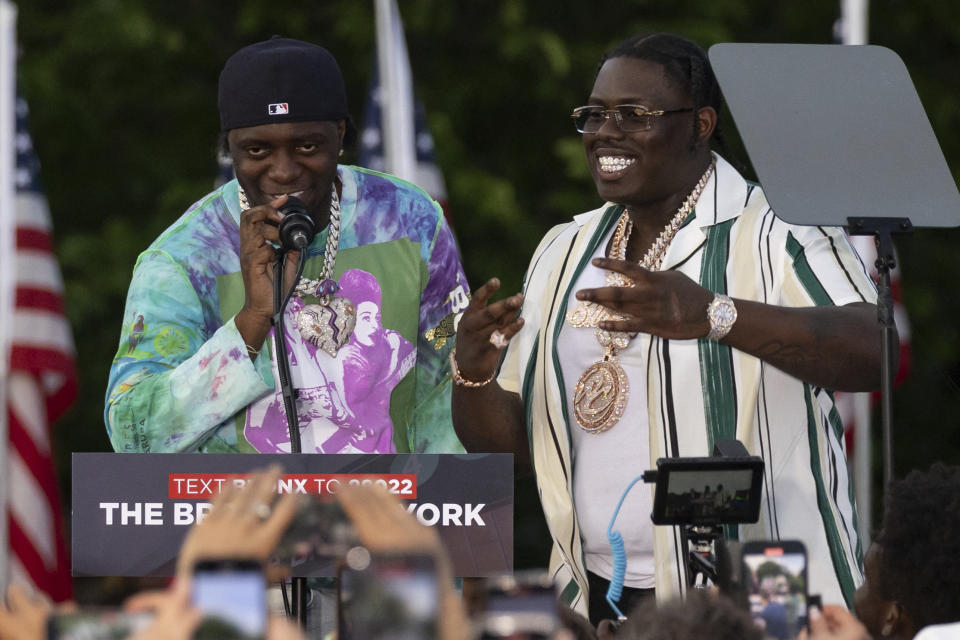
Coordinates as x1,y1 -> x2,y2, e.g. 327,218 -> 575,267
573,354 -> 629,434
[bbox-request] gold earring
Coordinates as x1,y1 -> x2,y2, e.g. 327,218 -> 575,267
338,148 -> 344,157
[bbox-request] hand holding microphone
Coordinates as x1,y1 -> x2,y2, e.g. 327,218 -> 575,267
276,196 -> 316,251
236,194 -> 314,353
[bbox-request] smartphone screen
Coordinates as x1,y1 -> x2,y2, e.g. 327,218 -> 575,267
338,552 -> 438,640
742,541 -> 808,640
480,570 -> 559,639
274,497 -> 357,561
192,559 -> 267,640
47,610 -> 154,640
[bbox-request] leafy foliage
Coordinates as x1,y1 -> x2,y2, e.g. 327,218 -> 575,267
11,0 -> 960,562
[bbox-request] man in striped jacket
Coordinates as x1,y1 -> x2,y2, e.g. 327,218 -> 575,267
452,33 -> 884,625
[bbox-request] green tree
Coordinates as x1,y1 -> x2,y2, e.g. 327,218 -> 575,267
11,0 -> 960,579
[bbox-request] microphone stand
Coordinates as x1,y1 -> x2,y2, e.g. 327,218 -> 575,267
272,249 -> 309,629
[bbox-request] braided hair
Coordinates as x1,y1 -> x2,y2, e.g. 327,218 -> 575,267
597,33 -> 733,158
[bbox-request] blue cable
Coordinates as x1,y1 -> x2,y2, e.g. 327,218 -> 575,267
605,474 -> 646,620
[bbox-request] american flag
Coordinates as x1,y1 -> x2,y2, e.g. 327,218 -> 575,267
358,1 -> 449,218
1,87 -> 76,600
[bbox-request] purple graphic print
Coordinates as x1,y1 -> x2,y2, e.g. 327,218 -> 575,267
243,269 -> 414,454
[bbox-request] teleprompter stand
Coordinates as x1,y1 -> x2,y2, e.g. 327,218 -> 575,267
709,43 -> 960,486
847,216 -> 911,484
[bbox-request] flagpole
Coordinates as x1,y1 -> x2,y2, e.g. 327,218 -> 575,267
841,0 -> 874,544
374,0 -> 416,181
0,0 -> 19,594
841,0 -> 869,46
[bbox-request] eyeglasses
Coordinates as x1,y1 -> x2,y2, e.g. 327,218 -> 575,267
570,104 -> 694,133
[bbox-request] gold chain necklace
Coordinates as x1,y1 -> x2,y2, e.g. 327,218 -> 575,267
570,160 -> 715,434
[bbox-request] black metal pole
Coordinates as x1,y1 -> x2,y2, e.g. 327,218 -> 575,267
848,217 -> 911,490
272,252 -> 308,629
273,254 -> 302,454
874,236 -> 897,488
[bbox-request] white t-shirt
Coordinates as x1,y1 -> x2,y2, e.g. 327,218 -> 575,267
915,622 -> 960,640
557,228 -> 655,588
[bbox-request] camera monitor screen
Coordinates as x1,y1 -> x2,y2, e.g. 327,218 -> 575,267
651,456 -> 764,525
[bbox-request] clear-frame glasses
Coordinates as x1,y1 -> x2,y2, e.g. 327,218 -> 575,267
570,104 -> 694,133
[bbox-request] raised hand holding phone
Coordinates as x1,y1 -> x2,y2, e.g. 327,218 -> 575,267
741,540 -> 809,640
175,465 -> 301,580
335,483 -> 470,640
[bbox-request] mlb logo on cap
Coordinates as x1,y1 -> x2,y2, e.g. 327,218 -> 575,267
268,103 -> 289,115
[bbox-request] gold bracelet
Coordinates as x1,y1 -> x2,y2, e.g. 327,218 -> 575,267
449,348 -> 496,388
245,344 -> 260,357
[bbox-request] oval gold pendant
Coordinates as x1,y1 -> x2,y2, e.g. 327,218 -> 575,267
573,359 -> 629,433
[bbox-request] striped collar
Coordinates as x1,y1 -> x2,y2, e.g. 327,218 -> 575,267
572,153 -> 749,230
572,153 -> 751,271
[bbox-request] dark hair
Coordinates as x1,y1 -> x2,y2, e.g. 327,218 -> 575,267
874,462 -> 960,630
597,33 -> 731,156
619,590 -> 762,640
338,268 -> 382,307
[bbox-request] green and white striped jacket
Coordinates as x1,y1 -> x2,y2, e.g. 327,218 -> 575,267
499,154 -> 875,615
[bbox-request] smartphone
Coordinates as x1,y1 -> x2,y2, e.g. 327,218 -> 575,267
480,570 -> 559,639
741,540 -> 808,640
274,496 -> 357,562
47,609 -> 154,640
337,551 -> 438,640
192,558 -> 267,640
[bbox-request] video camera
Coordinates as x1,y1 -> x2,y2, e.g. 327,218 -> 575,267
644,439 -> 764,591
604,438 -> 764,612
647,440 -> 765,527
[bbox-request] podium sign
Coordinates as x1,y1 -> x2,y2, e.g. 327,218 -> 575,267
71,453 -> 513,578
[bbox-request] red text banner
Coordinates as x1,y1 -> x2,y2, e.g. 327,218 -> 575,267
167,473 -> 417,499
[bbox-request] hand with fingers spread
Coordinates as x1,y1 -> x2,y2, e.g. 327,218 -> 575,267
175,465 -> 302,580
453,277 -> 524,384
576,257 -> 713,340
0,584 -> 54,640
336,483 -> 470,640
450,278 -> 529,462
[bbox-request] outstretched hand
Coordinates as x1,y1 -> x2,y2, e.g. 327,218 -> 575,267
0,584 -> 53,640
576,257 -> 713,340
336,484 -> 470,640
798,605 -> 871,640
454,277 -> 524,383
175,465 -> 301,580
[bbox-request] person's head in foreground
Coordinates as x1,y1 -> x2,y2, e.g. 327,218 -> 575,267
614,590 -> 762,640
854,462 -> 960,639
219,36 -> 350,226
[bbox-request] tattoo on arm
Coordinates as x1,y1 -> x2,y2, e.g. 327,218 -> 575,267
753,340 -> 812,369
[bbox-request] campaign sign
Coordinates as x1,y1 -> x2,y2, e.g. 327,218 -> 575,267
71,453 -> 513,577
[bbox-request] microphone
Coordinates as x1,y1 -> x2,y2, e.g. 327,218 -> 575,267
277,196 -> 315,251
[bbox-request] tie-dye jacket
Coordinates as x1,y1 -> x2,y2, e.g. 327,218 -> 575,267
105,166 -> 470,454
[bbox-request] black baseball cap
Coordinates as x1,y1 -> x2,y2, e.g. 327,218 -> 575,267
218,36 -> 349,132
